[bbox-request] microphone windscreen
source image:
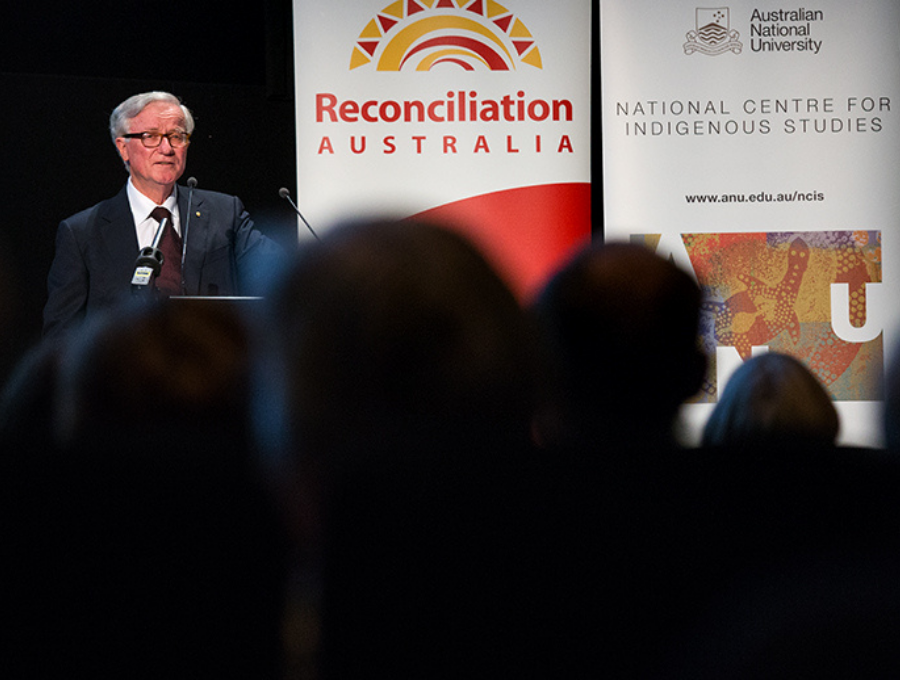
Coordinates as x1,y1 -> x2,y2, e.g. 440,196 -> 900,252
187,177 -> 198,188
278,187 -> 291,199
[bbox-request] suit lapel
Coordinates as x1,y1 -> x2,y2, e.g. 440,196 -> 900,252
97,186 -> 140,286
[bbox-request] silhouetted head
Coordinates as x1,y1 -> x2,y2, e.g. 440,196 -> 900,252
9,298 -> 288,676
55,298 -> 253,448
532,241 -> 705,448
703,352 -> 839,449
261,217 -> 540,466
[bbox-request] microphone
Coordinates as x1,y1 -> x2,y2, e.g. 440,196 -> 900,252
279,187 -> 320,241
132,217 -> 168,292
181,177 -> 198,294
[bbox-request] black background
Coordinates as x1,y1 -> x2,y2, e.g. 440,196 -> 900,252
0,0 -> 599,385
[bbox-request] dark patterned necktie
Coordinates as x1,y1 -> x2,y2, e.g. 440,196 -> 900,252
150,206 -> 182,296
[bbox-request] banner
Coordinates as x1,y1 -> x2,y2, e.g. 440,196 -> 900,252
292,0 -> 592,297
600,2 -> 900,445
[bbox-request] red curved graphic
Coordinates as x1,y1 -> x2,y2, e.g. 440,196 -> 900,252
411,183 -> 591,300
433,58 -> 475,70
400,36 -> 511,70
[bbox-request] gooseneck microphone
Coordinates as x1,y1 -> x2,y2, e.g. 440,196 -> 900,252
132,216 -> 168,293
279,187 -> 320,241
181,176 -> 198,294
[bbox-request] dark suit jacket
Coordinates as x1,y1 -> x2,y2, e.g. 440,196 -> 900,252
43,184 -> 284,338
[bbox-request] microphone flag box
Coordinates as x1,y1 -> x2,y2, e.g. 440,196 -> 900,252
132,267 -> 155,286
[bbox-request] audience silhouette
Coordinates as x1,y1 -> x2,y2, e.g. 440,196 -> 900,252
661,343 -> 900,677
254,217 -> 543,677
5,222 -> 900,679
531,241 -> 706,451
2,299 -> 288,677
259,217 -> 539,465
703,351 -> 840,449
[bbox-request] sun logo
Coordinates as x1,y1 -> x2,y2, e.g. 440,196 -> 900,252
350,0 -> 543,71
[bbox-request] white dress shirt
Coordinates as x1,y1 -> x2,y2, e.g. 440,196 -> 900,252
126,179 -> 182,249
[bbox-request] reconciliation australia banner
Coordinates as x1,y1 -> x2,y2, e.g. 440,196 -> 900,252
600,1 -> 900,445
291,0 -> 591,297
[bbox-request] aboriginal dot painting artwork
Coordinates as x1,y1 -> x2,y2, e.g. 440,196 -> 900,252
635,231 -> 883,402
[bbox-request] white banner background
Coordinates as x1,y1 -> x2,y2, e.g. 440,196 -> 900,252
601,1 -> 900,446
293,0 -> 592,297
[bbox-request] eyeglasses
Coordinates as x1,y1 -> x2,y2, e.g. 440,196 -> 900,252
122,130 -> 191,148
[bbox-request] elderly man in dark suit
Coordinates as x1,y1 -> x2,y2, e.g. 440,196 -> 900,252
43,91 -> 283,339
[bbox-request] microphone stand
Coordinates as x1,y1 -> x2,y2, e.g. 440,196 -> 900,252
180,177 -> 198,295
279,187 -> 320,241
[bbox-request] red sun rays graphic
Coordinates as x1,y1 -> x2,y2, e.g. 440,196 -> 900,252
350,0 -> 543,71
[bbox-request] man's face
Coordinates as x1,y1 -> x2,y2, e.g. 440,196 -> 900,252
115,101 -> 188,199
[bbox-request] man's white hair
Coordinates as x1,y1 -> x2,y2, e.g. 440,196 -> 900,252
109,91 -> 195,144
